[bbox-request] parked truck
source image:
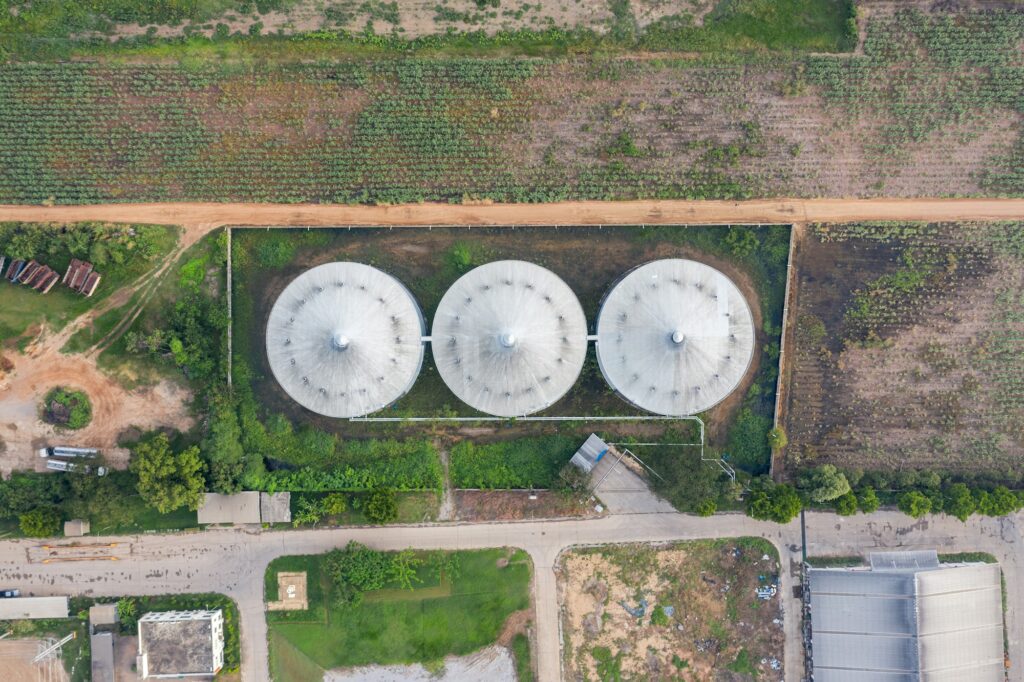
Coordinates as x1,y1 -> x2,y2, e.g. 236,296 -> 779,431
44,459 -> 107,476
38,446 -> 100,458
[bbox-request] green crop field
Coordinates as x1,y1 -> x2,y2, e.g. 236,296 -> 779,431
0,8 -> 1020,204
266,548 -> 531,679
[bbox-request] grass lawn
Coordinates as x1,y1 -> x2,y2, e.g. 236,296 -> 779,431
0,224 -> 179,343
267,548 -> 531,678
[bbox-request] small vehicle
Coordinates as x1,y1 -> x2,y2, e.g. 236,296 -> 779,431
0,589 -> 21,598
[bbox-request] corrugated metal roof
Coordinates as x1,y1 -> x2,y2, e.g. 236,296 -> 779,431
870,550 -> 940,571
809,561 -> 1004,682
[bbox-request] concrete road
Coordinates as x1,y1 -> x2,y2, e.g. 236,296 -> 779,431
0,510 -> 1019,682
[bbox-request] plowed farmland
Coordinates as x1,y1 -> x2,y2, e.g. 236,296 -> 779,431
0,8 -> 1021,204
784,223 -> 1024,477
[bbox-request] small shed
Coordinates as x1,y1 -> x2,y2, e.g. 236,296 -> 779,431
260,492 -> 292,524
64,519 -> 91,537
90,603 -> 119,627
197,492 -> 261,525
570,433 -> 610,474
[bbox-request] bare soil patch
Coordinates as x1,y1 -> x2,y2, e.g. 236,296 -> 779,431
0,639 -> 70,682
784,223 -> 1024,474
558,540 -> 784,681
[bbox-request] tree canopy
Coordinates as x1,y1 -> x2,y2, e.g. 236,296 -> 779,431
130,433 -> 206,514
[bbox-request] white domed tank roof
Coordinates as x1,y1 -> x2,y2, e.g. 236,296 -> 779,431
265,262 -> 425,418
596,259 -> 755,416
431,260 -> 588,417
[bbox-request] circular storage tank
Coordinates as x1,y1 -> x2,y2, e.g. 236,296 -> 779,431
265,262 -> 425,418
596,259 -> 755,416
431,260 -> 588,417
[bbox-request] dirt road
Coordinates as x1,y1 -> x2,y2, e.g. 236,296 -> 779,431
1,198 -> 1023,232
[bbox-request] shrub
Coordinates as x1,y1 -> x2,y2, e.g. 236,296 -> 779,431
364,487 -> 398,524
325,541 -> 391,606
696,499 -> 717,517
766,426 -> 788,450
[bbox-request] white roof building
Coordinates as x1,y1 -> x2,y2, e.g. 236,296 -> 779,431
266,262 -> 425,418
808,550 -> 1004,681
596,259 -> 755,416
431,260 -> 588,417
137,609 -> 225,679
0,596 -> 69,619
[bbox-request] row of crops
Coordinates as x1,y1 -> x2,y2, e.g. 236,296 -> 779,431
0,9 -> 1021,204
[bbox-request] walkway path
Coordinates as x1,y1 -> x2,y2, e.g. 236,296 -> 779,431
2,198 -> 1024,234
0,510 -> 1019,682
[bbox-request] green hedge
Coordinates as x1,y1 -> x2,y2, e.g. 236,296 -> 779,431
255,439 -> 442,492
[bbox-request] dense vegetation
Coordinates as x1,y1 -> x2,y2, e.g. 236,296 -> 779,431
0,0 -> 856,60
0,9 -> 1019,205
449,436 -> 577,489
41,387 -> 92,430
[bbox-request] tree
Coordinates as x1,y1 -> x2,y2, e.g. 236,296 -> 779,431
767,426 -> 788,450
364,487 -> 398,524
65,468 -> 134,528
747,481 -> 801,524
19,507 -> 61,537
856,486 -> 880,514
982,486 -> 1020,517
803,465 -> 851,503
202,394 -> 246,494
389,549 -> 423,591
429,550 -> 461,583
131,433 -> 206,514
834,492 -> 858,516
944,483 -> 976,522
897,491 -> 932,519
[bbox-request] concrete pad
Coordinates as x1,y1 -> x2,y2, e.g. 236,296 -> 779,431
267,572 -> 308,611
198,492 -> 261,525
590,448 -> 676,514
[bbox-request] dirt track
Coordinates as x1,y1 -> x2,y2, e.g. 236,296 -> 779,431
2,198 -> 1024,234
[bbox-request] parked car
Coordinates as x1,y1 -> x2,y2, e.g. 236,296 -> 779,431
0,589 -> 21,598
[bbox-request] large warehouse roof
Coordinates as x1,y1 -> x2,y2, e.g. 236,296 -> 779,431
595,259 -> 755,416
808,551 -> 1004,682
266,262 -> 425,418
431,260 -> 587,417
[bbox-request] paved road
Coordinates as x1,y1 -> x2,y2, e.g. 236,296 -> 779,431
0,510 -> 1019,682
2,198 -> 1024,232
